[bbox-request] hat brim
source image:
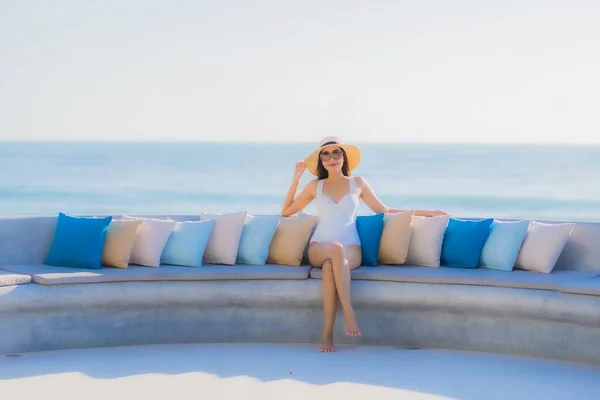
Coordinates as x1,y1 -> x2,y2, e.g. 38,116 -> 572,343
304,143 -> 361,176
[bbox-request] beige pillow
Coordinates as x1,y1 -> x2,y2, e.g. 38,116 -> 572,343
200,211 -> 247,265
405,214 -> 450,267
378,210 -> 415,265
267,215 -> 317,266
122,216 -> 178,267
102,219 -> 143,269
514,221 -> 575,274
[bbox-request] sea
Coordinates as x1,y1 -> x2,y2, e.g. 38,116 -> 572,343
1,142 -> 599,222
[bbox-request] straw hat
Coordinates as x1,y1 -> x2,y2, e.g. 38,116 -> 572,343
304,136 -> 361,176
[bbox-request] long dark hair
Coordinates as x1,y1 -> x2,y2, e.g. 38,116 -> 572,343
317,148 -> 350,179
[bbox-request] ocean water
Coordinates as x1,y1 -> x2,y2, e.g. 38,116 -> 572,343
1,142 -> 599,222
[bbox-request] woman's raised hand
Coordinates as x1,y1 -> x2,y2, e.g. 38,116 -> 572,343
293,161 -> 306,181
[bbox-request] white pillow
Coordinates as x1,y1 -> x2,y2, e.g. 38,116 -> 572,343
121,216 -> 177,267
405,215 -> 450,267
200,211 -> 247,265
514,221 -> 575,274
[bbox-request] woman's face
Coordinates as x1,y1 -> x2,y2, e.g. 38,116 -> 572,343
319,146 -> 344,173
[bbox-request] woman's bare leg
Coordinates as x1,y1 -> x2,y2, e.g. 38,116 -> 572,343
320,260 -> 336,352
309,242 -> 362,341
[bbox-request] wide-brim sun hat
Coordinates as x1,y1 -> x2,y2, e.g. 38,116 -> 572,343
304,136 -> 361,176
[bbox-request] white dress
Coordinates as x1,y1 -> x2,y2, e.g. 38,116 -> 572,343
310,177 -> 361,247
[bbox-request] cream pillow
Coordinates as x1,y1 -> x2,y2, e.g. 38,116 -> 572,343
200,211 -> 247,265
267,215 -> 317,266
514,221 -> 575,274
102,219 -> 142,269
122,216 -> 178,267
405,214 -> 450,267
378,210 -> 415,265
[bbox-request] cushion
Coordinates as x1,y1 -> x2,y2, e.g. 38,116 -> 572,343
267,215 -> 317,266
45,213 -> 113,269
0,263 -> 311,285
356,213 -> 385,266
0,269 -> 31,286
309,264 -> 599,291
102,219 -> 143,269
515,221 -> 575,274
160,219 -> 215,267
121,216 -> 178,267
377,210 -> 414,265
236,214 -> 281,265
558,277 -> 600,296
441,218 -> 493,268
200,211 -> 247,265
405,215 -> 450,267
479,220 -> 530,271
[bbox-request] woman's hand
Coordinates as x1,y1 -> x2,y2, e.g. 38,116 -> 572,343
293,161 -> 306,181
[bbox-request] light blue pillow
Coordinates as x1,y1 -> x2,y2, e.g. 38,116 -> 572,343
236,214 -> 281,265
45,212 -> 112,269
479,220 -> 530,271
441,218 -> 493,268
356,213 -> 385,266
161,220 -> 215,267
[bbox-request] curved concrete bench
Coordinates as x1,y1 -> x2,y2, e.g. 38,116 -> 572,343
1,215 -> 599,365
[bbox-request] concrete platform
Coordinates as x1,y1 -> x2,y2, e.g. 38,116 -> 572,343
1,343 -> 599,399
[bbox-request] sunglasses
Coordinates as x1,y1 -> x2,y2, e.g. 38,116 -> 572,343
319,148 -> 344,162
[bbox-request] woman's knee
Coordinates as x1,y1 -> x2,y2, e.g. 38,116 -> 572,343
327,242 -> 345,263
308,241 -> 345,266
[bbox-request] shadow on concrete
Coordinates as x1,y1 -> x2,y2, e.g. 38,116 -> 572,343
1,343 -> 599,400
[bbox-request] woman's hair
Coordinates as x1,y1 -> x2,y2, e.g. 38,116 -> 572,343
317,147 -> 350,179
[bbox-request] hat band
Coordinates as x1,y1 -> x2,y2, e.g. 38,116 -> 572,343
320,141 -> 339,148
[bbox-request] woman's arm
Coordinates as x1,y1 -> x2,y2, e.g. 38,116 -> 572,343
281,179 -> 317,217
356,176 -> 448,217
281,161 -> 317,217
355,176 -> 389,213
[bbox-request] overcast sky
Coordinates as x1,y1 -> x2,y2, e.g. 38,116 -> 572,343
1,0 -> 599,143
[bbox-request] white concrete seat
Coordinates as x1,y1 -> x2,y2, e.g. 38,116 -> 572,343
0,263 -> 311,285
1,215 -> 600,364
1,278 -> 599,364
310,265 -> 600,292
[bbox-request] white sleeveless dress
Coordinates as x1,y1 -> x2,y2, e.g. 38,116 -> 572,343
310,177 -> 361,247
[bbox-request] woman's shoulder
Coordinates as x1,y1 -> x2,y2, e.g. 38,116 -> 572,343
304,178 -> 320,193
351,175 -> 368,188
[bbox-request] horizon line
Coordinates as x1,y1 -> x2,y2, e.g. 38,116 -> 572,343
1,140 -> 599,146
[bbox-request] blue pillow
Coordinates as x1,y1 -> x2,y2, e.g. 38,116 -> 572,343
356,213 -> 385,266
479,220 -> 530,271
441,218 -> 493,268
45,212 -> 112,269
161,219 -> 215,267
236,214 -> 281,265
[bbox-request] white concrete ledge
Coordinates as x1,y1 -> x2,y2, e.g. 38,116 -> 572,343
1,280 -> 599,364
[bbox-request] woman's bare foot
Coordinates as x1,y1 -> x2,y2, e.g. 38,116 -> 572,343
320,332 -> 335,352
344,311 -> 361,337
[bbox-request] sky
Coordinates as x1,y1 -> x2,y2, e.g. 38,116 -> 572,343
1,0 -> 599,144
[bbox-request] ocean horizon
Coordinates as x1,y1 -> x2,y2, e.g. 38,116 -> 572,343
1,141 -> 599,222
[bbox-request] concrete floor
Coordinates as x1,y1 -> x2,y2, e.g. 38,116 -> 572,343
1,343 -> 599,400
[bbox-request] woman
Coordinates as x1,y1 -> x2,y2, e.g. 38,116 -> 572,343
281,137 -> 447,352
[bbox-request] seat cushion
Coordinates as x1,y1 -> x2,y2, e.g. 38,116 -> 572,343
0,264 -> 311,285
309,265 -> 599,291
0,269 -> 31,286
557,277 -> 600,296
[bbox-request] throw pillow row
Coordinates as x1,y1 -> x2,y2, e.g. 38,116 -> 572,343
44,212 -> 319,269
357,212 -> 575,274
